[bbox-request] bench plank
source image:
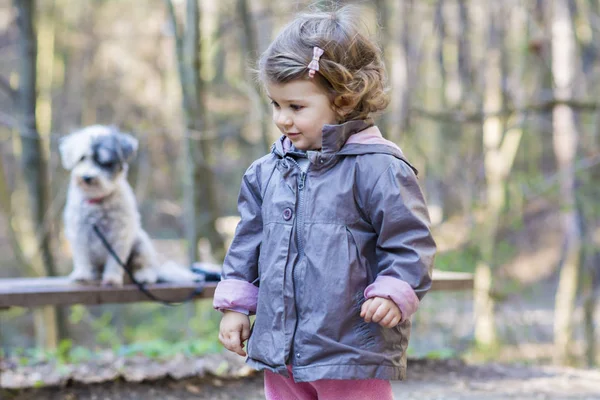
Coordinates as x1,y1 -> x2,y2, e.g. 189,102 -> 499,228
0,278 -> 215,308
0,270 -> 472,309
430,270 -> 475,291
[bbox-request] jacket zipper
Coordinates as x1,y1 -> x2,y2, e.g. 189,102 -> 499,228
297,170 -> 306,256
285,156 -> 307,364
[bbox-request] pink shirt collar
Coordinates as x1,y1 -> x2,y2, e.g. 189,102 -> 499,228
281,124 -> 402,154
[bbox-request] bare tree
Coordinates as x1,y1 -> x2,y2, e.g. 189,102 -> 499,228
474,0 -> 523,348
166,0 -> 224,263
455,0 -> 480,222
423,0 -> 448,226
13,0 -> 65,349
236,0 -> 271,152
575,0 -> 599,369
551,0 -> 583,365
375,0 -> 417,142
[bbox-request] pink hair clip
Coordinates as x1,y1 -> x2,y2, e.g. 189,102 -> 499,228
307,46 -> 324,78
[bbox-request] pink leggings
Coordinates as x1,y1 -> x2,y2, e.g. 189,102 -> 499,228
264,366 -> 394,400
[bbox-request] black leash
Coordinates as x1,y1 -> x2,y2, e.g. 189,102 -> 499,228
92,224 -> 205,306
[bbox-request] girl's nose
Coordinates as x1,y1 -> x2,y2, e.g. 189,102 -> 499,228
277,112 -> 292,128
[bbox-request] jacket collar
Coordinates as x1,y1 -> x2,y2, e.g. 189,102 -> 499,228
321,118 -> 374,154
273,118 -> 374,158
270,120 -> 417,174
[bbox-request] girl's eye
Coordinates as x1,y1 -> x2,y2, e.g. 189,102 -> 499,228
270,100 -> 280,109
290,104 -> 303,111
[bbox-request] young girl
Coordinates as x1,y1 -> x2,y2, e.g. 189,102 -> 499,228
214,5 -> 435,399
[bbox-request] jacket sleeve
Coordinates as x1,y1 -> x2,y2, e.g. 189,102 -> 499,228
213,162 -> 263,314
363,160 -> 436,322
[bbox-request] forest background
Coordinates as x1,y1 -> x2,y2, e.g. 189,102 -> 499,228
0,0 -> 598,374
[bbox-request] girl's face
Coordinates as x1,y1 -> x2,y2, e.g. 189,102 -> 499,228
266,79 -> 337,151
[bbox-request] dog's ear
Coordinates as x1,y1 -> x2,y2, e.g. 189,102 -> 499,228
59,132 -> 87,170
116,132 -> 138,163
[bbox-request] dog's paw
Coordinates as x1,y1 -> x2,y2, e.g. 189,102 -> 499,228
133,267 -> 158,284
69,268 -> 96,283
101,271 -> 124,287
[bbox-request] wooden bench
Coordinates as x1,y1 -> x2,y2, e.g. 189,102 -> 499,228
0,270 -> 473,309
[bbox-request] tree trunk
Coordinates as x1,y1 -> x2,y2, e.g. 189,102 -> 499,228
576,0 -> 599,369
579,182 -> 597,368
474,1 -> 500,348
422,0 -> 448,227
456,0 -> 479,224
166,0 -> 224,264
373,0 -> 392,138
474,1 -> 523,349
0,151 -> 29,275
551,0 -> 583,366
36,0 -> 56,138
237,0 -> 271,153
14,0 -> 65,349
399,0 -> 416,139
376,0 -> 415,142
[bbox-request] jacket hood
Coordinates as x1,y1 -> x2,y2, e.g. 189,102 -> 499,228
272,119 -> 416,174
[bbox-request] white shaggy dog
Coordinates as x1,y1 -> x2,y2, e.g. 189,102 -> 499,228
60,125 -> 198,286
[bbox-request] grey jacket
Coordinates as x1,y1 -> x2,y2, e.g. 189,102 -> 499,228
213,119 -> 436,382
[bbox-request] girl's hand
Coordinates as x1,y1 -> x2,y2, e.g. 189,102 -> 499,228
218,310 -> 251,356
360,297 -> 403,328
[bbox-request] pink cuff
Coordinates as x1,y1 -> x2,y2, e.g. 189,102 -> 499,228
364,276 -> 420,323
225,307 -> 250,315
213,279 -> 258,314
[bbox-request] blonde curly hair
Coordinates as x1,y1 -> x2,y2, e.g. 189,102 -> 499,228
258,5 -> 389,122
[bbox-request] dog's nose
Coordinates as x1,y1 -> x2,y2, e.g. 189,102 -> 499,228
82,176 -> 95,185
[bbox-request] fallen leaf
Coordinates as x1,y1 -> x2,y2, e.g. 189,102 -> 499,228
185,384 -> 202,394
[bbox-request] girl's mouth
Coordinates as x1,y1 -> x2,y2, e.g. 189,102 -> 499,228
286,132 -> 300,138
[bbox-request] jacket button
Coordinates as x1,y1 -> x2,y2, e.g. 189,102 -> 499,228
283,208 -> 293,221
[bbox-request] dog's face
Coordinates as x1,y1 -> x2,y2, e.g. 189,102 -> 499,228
59,125 -> 138,199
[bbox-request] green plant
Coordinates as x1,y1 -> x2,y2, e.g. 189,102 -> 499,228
56,339 -> 73,364
91,311 -> 121,349
434,246 -> 479,273
424,348 -> 456,360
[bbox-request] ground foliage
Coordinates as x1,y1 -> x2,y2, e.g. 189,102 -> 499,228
3,359 -> 600,400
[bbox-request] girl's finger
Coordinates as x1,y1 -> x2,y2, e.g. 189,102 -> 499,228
221,333 -> 233,349
363,298 -> 384,322
362,301 -> 377,322
234,345 -> 247,357
389,314 -> 401,327
241,323 -> 251,341
229,333 -> 241,352
360,299 -> 373,318
229,337 -> 244,356
231,331 -> 249,357
371,303 -> 389,323
379,310 -> 396,327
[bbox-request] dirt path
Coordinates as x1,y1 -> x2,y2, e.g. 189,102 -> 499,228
393,359 -> 600,400
4,359 -> 600,400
